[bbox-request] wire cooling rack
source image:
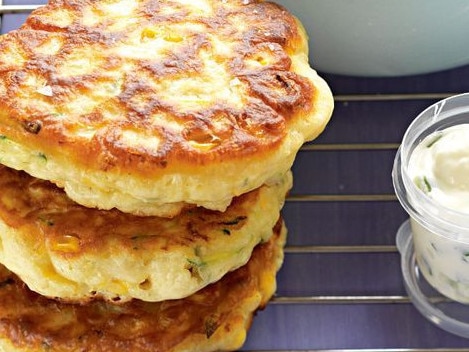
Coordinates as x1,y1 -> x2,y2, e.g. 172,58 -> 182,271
2,2 -> 469,351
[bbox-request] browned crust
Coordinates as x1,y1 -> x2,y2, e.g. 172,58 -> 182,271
0,219 -> 285,352
0,165 -> 265,258
0,0 -> 315,176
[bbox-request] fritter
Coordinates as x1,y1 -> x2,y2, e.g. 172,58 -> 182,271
0,0 -> 333,216
0,219 -> 286,352
0,165 -> 291,303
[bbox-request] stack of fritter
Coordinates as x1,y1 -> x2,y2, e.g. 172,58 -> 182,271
0,0 -> 333,351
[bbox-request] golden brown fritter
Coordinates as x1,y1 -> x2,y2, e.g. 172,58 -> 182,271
0,0 -> 333,216
0,219 -> 286,352
0,165 -> 290,302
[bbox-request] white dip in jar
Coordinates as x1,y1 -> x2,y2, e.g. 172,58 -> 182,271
409,124 -> 469,303
393,93 -> 469,304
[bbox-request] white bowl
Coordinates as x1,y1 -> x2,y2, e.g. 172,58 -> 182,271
274,0 -> 469,77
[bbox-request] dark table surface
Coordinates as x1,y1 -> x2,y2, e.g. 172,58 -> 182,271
2,1 -> 469,351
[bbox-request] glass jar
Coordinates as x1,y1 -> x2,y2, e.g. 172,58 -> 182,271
393,92 -> 469,337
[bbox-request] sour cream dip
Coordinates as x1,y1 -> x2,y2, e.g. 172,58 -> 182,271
393,93 -> 469,305
409,124 -> 469,213
402,123 -> 469,303
406,123 -> 469,303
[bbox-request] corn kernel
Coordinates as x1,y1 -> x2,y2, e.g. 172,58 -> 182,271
231,328 -> 247,349
141,26 -> 184,43
163,33 -> 183,43
188,140 -> 218,151
0,194 -> 17,210
256,56 -> 268,66
259,272 -> 275,299
51,234 -> 80,253
141,26 -> 161,40
108,279 -> 129,296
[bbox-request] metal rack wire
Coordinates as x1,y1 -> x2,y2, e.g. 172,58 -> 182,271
1,3 -> 469,351
0,3 -> 40,13
273,92 -> 451,306
252,92 -> 469,352
244,88 -> 469,350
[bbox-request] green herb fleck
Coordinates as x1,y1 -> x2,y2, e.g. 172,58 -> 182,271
426,132 -> 443,148
420,255 -> 433,276
130,234 -> 154,250
0,135 -> 7,140
186,258 -> 206,281
187,258 -> 205,268
463,252 -> 469,262
38,216 -> 54,227
130,234 -> 152,241
37,152 -> 47,162
423,177 -> 432,192
415,176 -> 432,194
447,277 -> 460,290
221,216 -> 247,226
204,317 -> 220,338
221,228 -> 231,235
194,246 -> 203,257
